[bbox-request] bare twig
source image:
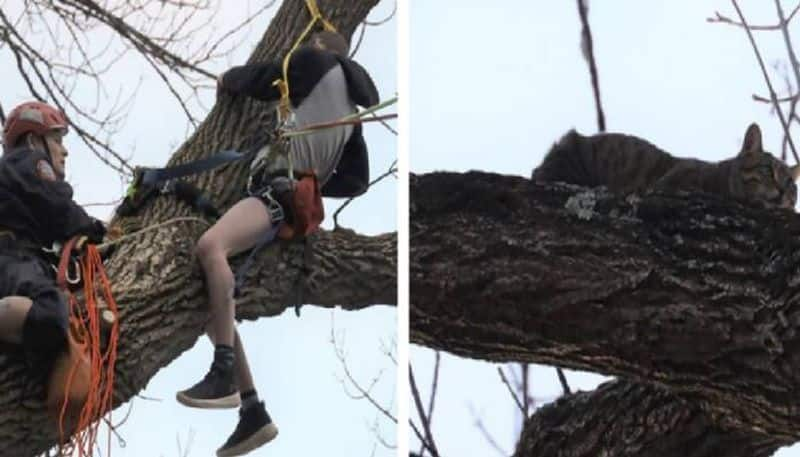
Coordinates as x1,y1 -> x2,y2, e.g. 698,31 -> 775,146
333,159 -> 397,228
410,364 -> 441,457
364,1 -> 397,26
775,0 -> 800,162
556,367 -> 572,395
707,3 -> 800,30
426,352 -> 441,434
350,21 -> 368,58
418,351 -> 441,457
521,364 -> 530,416
576,0 -> 606,132
176,428 -> 195,457
787,93 -> 800,160
752,93 -> 799,104
371,110 -> 399,135
330,323 -> 397,425
329,316 -> 396,452
497,367 -> 525,415
730,0 -> 799,164
409,421 -> 430,456
775,0 -> 800,89
468,404 -> 509,457
349,0 -> 396,58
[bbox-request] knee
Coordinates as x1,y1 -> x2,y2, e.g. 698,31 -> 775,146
195,232 -> 222,267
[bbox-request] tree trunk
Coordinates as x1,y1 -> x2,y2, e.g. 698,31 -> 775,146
410,171 -> 800,446
0,1 -> 394,456
515,380 -> 787,457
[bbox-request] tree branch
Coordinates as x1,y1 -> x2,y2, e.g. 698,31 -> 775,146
410,170 -> 800,441
514,380 -> 788,457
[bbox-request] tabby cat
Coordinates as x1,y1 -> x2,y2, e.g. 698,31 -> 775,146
531,123 -> 800,209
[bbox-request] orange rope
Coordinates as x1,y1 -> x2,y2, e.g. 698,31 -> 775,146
56,242 -> 119,456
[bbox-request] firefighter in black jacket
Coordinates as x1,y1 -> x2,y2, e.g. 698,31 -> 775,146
174,31 -> 379,457
0,101 -> 105,371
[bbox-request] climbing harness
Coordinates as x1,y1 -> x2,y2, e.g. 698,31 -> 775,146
50,237 -> 120,457
230,0 -> 336,309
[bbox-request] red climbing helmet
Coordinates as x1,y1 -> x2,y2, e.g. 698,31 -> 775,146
3,101 -> 68,150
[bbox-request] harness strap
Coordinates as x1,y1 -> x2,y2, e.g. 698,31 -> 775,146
140,149 -> 256,187
118,138 -> 272,219
233,222 -> 283,298
293,235 -> 314,317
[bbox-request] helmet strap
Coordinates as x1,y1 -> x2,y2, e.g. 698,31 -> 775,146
28,133 -> 57,170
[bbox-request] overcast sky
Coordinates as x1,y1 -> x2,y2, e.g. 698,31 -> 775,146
411,1 -> 800,456
1,1 -> 397,456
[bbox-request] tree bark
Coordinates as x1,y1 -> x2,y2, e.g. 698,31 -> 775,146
515,380 -> 787,457
410,171 -> 800,443
0,1 -> 394,456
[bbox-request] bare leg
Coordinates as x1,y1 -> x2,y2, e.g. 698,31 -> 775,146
0,296 -> 32,344
205,326 -> 255,392
195,197 -> 273,347
233,331 -> 255,392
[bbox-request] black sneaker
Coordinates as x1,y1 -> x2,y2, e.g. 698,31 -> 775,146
217,402 -> 278,457
176,367 -> 240,409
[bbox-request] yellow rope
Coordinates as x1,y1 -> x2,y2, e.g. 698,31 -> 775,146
305,0 -> 338,33
269,0 -> 337,179
273,0 -> 338,122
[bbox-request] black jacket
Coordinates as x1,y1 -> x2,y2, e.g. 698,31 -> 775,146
0,147 -> 101,246
221,45 -> 380,198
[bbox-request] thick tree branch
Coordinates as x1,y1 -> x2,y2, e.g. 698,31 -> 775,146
515,380 -> 787,457
410,171 -> 800,441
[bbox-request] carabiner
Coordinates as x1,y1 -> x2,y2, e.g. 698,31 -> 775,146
66,258 -> 81,285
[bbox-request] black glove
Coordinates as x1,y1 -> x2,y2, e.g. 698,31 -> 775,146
87,218 -> 107,244
174,180 -> 221,219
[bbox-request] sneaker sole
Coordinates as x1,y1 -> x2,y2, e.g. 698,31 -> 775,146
217,422 -> 278,457
175,391 -> 241,409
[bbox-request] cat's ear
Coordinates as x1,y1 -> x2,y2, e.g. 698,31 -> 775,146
791,164 -> 800,181
740,123 -> 763,157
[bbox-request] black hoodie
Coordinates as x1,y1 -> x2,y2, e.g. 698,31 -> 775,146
221,45 -> 380,198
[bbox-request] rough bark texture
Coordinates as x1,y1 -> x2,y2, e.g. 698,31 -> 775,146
0,2 -> 394,455
515,380 -> 787,457
410,171 -> 800,448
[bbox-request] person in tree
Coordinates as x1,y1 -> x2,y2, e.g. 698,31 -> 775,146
175,30 -> 379,457
0,101 -> 106,380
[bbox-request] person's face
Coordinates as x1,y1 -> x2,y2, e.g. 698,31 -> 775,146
44,129 -> 68,179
